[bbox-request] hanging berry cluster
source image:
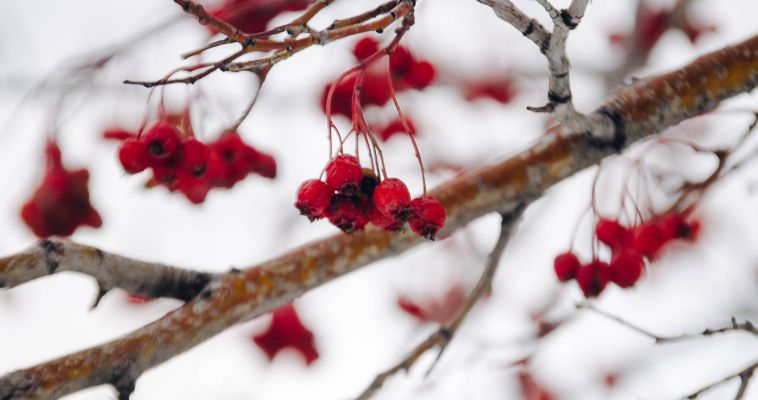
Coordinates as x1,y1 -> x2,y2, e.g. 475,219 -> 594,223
21,140 -> 102,238
554,213 -> 699,298
109,119 -> 275,204
295,154 -> 445,240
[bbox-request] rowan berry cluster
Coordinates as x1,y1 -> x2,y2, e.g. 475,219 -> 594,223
322,37 -> 436,119
21,141 -> 102,237
295,154 -> 445,240
554,213 -> 699,297
109,120 -> 275,204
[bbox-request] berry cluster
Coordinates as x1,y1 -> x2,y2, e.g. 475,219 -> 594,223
21,141 -> 102,237
113,121 -> 276,204
322,37 -> 436,118
208,0 -> 309,35
295,154 -> 446,239
554,213 -> 699,297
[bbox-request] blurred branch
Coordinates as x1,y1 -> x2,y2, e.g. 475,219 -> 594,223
356,205 -> 526,400
1,32 -> 757,400
0,238 -> 221,307
580,304 -> 758,343
683,360 -> 757,399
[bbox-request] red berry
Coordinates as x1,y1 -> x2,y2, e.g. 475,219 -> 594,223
389,46 -> 413,76
179,139 -> 210,179
118,139 -> 149,174
633,222 -> 667,256
595,218 -> 631,250
373,178 -> 411,220
142,122 -> 180,161
296,179 -> 332,221
408,195 -> 446,240
576,260 -> 612,298
353,37 -> 380,60
369,205 -> 404,232
325,154 -> 363,194
380,117 -> 416,141
610,250 -> 644,288
405,60 -> 435,89
553,252 -> 581,282
252,304 -> 319,365
360,72 -> 392,106
326,195 -> 369,234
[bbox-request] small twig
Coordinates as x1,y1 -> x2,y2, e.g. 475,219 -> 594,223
579,304 -> 758,344
225,68 -> 269,133
355,204 -> 527,400
682,360 -> 758,399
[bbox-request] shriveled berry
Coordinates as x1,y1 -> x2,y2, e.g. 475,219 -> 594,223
326,195 -> 369,234
405,60 -> 435,89
373,178 -> 411,220
595,218 -> 631,250
142,122 -> 180,160
633,222 -> 666,256
118,139 -> 149,174
325,154 -> 363,194
577,260 -> 612,298
359,169 -> 379,197
353,37 -> 380,60
296,179 -> 332,221
553,251 -> 581,282
408,195 -> 446,240
610,250 -> 644,288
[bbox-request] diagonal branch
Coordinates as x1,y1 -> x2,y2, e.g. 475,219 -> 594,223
355,204 -> 526,400
0,238 -> 221,306
1,34 -> 757,399
683,360 -> 758,400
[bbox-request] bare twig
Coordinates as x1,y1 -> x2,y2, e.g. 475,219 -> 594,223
0,238 -> 221,306
356,205 -> 526,400
580,304 -> 758,344
0,34 -> 756,399
683,360 -> 758,399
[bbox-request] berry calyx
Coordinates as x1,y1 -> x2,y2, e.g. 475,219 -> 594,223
118,139 -> 149,174
554,252 -> 581,282
576,260 -> 612,298
326,195 -> 369,234
408,195 -> 446,240
295,179 -> 332,221
142,122 -> 180,160
373,178 -> 411,221
325,154 -> 363,194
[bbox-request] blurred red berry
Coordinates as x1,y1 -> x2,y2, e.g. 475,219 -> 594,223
633,222 -> 666,256
610,250 -> 644,288
142,122 -> 181,161
353,37 -> 380,60
576,260 -> 612,298
595,218 -> 631,250
554,251 -> 581,282
325,154 -> 363,194
405,60 -> 435,89
252,304 -> 319,365
118,139 -> 149,174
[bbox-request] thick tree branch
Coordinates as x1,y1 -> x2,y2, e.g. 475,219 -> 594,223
0,238 -> 221,306
1,34 -> 757,399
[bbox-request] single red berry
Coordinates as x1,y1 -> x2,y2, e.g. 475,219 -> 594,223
353,37 -> 380,60
296,179 -> 332,221
142,122 -> 180,161
379,117 -> 416,141
373,178 -> 411,221
252,304 -> 319,365
576,260 -> 612,298
408,195 -> 446,240
326,195 -> 369,234
118,139 -> 149,174
389,46 -> 413,76
610,250 -> 644,288
178,139 -> 210,179
405,60 -> 435,89
325,154 -> 363,194
595,218 -> 631,250
553,251 -> 581,282
321,75 -> 357,118
633,222 -> 667,256
360,72 -> 392,107
247,147 -> 277,179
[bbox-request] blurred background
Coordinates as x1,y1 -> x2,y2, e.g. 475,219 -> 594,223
0,0 -> 757,399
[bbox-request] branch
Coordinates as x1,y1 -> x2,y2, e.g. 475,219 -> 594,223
1,34 -> 757,399
0,238 -> 221,306
580,304 -> 758,344
356,205 -> 526,400
683,360 -> 758,399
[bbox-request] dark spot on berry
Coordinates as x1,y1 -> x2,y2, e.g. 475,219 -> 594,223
193,164 -> 208,178
147,140 -> 166,157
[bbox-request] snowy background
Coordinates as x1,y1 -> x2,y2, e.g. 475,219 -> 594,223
1,0 -> 758,399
